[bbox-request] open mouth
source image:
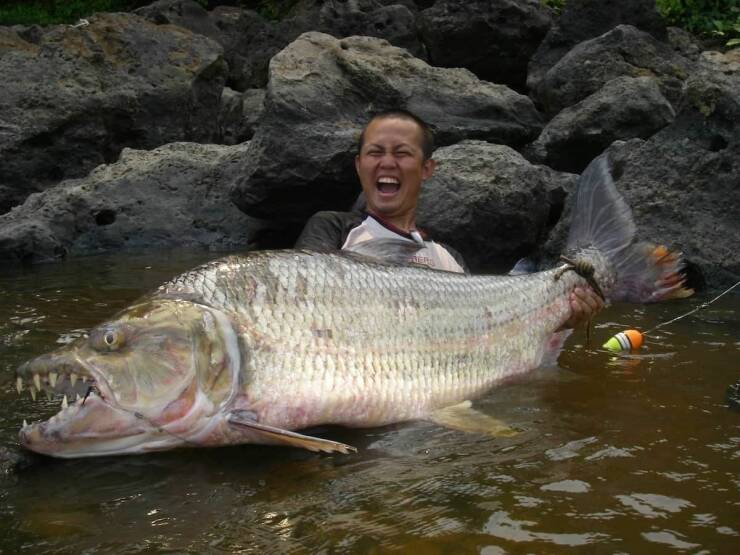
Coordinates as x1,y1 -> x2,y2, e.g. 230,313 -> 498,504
376,176 -> 400,196
16,357 -> 107,430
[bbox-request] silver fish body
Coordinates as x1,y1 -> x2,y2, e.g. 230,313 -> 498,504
156,249 -> 599,431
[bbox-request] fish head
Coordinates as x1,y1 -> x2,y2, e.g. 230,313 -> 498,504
17,299 -> 239,457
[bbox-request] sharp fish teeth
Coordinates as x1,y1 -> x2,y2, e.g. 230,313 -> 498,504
76,393 -> 82,402
23,419 -> 28,427
62,395 -> 68,410
30,388 -> 37,401
33,374 -> 41,391
70,373 -> 78,386
49,372 -> 58,388
16,377 -> 22,394
81,376 -> 87,383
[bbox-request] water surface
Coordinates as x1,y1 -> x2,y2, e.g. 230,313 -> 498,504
1,251 -> 738,553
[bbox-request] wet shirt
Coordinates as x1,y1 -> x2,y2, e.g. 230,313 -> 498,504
342,215 -> 464,273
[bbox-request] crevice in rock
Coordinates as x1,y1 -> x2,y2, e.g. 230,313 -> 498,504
95,209 -> 116,226
709,134 -> 728,152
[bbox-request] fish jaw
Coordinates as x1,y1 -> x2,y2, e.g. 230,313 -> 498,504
19,393 -> 152,458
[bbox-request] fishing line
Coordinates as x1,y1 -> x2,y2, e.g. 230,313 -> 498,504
603,280 -> 740,352
642,280 -> 740,337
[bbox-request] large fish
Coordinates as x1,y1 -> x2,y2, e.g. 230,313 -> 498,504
16,157 -> 692,457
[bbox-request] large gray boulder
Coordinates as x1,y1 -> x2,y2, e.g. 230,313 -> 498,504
0,143 -> 255,263
418,0 -> 552,91
230,32 -> 544,223
0,13 -> 226,214
318,0 -> 423,58
416,141 -> 576,272
527,76 -> 675,173
137,0 -> 423,91
136,0 -> 293,91
542,49 -> 740,291
527,0 -> 667,95
533,25 -> 693,117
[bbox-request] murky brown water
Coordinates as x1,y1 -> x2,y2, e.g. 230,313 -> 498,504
1,250 -> 738,553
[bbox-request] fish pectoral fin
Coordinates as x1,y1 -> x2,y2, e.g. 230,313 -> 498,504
227,412 -> 357,454
428,401 -> 518,438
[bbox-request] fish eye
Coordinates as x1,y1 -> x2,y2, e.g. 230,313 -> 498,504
92,328 -> 125,352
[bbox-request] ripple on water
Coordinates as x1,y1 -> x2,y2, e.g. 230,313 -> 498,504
642,530 -> 700,550
585,445 -> 641,461
483,510 -> 610,546
616,493 -> 694,518
544,436 -> 598,461
540,480 -> 591,493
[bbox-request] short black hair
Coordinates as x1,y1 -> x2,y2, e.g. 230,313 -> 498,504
357,109 -> 435,160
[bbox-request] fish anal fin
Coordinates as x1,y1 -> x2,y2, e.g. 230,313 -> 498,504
542,329 -> 573,367
429,401 -> 517,438
227,412 -> 356,454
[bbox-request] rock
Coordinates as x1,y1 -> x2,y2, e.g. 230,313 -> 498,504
137,0 -> 424,91
415,141 -> 576,272
528,0 -> 668,95
666,26 -> 703,62
0,142 -> 256,263
318,0 -> 423,58
136,1 -> 283,91
0,446 -> 37,475
533,25 -> 693,116
0,13 -> 227,214
418,0 -> 552,91
218,87 -> 265,145
542,49 -> 740,291
527,76 -> 675,173
229,32 -> 544,223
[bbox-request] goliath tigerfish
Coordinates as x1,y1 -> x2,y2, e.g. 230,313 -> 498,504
16,157 -> 692,457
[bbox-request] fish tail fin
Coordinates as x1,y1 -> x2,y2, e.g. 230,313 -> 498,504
565,155 -> 693,303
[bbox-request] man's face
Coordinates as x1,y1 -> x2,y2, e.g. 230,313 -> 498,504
355,117 -> 435,227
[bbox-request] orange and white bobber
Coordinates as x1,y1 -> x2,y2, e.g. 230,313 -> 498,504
603,329 -> 644,352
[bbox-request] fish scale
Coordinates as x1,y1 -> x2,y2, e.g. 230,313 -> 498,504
154,251 -> 580,430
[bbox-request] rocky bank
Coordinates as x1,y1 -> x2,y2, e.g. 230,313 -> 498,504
0,0 -> 737,290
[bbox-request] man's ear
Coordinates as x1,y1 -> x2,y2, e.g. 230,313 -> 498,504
355,154 -> 361,177
422,158 -> 436,181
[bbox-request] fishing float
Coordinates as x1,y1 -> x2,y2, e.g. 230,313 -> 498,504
603,280 -> 740,353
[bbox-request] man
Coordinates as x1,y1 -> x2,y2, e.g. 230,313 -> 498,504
295,109 -> 602,328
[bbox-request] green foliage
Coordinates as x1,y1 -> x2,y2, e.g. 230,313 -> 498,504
655,0 -> 740,46
540,0 -> 566,14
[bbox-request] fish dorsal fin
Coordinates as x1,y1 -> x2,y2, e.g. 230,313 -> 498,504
227,411 -> 356,454
344,238 -> 424,266
428,401 -> 518,437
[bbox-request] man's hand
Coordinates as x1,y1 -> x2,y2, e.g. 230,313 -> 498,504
559,286 -> 605,330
